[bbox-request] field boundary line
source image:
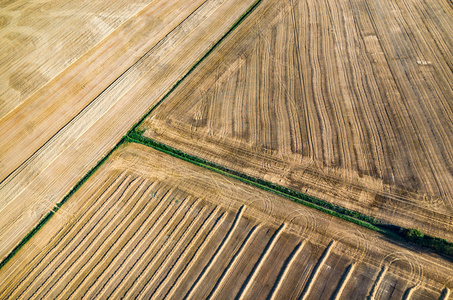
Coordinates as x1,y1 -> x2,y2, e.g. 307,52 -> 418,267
126,132 -> 453,259
0,0 -> 264,272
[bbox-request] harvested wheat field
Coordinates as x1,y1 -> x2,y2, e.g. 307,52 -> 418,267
0,0 -> 154,118
141,0 -> 453,240
0,0 -> 258,260
0,143 -> 451,300
1,0 -> 453,298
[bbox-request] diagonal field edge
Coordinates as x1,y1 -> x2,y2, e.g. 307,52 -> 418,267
0,0 -> 264,272
125,133 -> 453,260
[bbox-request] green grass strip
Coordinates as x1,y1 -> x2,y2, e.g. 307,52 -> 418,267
128,0 -> 263,135
55,137 -> 126,208
0,137 -> 127,271
0,211 -> 54,270
0,0 -> 264,272
126,132 -> 453,259
126,132 -> 381,226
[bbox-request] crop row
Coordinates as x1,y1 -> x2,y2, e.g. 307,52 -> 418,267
125,131 -> 453,258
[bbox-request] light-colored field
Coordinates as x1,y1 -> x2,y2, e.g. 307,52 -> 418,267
141,0 -> 453,239
1,0 -> 452,298
0,0 -> 153,118
1,143 -> 451,299
0,0 -> 257,260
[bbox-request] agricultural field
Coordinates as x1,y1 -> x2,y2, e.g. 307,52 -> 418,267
0,0 -> 257,260
0,0 -> 452,298
140,0 -> 453,240
0,143 -> 451,299
0,0 -> 154,118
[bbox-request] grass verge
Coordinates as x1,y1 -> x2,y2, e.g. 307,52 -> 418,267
0,0 -> 264,272
0,211 -> 54,270
0,137 -> 127,271
127,0 -> 263,135
126,132 -> 453,259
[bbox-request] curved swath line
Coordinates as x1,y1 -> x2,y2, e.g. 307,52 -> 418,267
7,174 -> 136,300
330,0 -> 385,176
207,225 -> 260,299
184,206 -> 246,299
32,178 -> 148,299
268,240 -> 306,300
0,171 -> 123,298
89,197 -> 201,299
112,201 -> 210,300
283,208 -> 317,237
363,0 -> 441,196
236,223 -> 286,300
150,208 -> 227,299
247,193 -> 273,217
382,251 -> 423,286
292,0 -> 315,158
334,229 -> 369,264
398,0 -> 453,202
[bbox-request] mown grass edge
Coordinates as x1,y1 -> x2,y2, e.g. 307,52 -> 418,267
126,132 -> 453,259
0,0 -> 264,272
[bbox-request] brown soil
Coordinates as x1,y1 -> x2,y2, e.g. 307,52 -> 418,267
141,0 -> 453,240
0,143 -> 451,299
0,0 -> 257,261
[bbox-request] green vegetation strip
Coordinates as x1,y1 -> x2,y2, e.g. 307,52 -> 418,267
128,0 -> 263,134
126,132 -> 453,258
0,0 -> 264,272
0,137 -> 126,271
0,211 -> 53,270
126,132 -> 382,230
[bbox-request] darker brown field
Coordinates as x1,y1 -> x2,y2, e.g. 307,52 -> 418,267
141,0 -> 453,240
0,0 -> 452,298
1,143 -> 451,299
